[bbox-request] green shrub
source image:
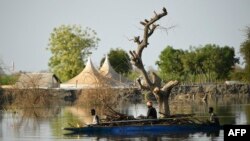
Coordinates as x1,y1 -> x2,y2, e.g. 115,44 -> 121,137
0,74 -> 19,85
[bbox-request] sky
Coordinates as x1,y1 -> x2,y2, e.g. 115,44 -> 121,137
0,0 -> 250,73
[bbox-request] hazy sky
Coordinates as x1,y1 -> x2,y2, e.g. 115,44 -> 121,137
0,0 -> 249,73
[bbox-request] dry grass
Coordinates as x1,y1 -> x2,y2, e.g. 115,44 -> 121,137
1,75 -> 61,119
76,87 -> 122,115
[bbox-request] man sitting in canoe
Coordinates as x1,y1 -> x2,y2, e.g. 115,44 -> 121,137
208,107 -> 220,125
146,101 -> 157,119
91,109 -> 100,125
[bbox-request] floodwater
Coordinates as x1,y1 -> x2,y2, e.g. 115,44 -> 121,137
0,95 -> 250,141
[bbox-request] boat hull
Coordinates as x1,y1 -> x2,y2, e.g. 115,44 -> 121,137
64,124 -> 222,136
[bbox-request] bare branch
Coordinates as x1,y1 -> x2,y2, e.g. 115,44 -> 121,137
162,7 -> 167,13
150,72 -> 162,87
148,24 -> 159,37
129,7 -> 180,116
154,11 -> 158,16
134,36 -> 141,45
137,8 -> 168,58
153,87 -> 161,97
136,77 -> 150,90
140,21 -> 146,26
132,50 -> 138,58
158,25 -> 177,35
129,7 -> 167,88
161,80 -> 179,93
129,51 -> 136,60
124,35 -> 134,42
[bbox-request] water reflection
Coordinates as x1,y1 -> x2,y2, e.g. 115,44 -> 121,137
0,110 -> 2,137
63,131 -> 222,141
0,94 -> 250,141
245,105 -> 250,124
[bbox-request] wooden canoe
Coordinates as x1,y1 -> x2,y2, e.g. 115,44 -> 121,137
64,119 -> 222,136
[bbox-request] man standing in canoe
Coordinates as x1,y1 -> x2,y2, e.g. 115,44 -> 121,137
146,101 -> 157,119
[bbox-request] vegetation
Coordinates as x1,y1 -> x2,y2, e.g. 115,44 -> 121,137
77,88 -> 121,108
4,89 -> 60,109
47,25 -> 100,82
100,48 -> 132,75
0,73 -> 19,85
156,44 -> 238,83
229,65 -> 245,81
2,88 -> 61,130
240,26 -> 250,82
156,46 -> 185,81
127,69 -> 141,81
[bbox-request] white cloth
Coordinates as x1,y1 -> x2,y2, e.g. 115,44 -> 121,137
92,115 -> 99,125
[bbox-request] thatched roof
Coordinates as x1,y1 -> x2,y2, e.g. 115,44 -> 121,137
61,57 -> 119,89
15,73 -> 61,89
99,55 -> 133,85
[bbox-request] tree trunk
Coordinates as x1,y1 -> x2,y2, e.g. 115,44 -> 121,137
153,80 -> 178,117
157,92 -> 170,117
129,7 -> 179,117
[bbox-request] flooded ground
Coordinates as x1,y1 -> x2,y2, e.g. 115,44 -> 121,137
0,94 -> 250,141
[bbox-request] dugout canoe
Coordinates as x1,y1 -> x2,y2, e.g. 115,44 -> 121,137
64,119 -> 222,135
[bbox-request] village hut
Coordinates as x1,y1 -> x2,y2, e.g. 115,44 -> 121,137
99,55 -> 133,87
60,57 -> 119,89
16,73 -> 61,89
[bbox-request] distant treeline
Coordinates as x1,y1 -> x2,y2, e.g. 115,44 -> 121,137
156,44 -> 243,83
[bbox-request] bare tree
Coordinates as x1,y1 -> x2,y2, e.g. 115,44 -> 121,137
129,7 -> 179,117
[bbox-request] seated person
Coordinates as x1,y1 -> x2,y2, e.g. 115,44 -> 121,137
91,109 -> 100,125
208,107 -> 220,125
146,101 -> 157,119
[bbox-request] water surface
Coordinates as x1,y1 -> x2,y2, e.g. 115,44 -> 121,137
1,95 -> 250,141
